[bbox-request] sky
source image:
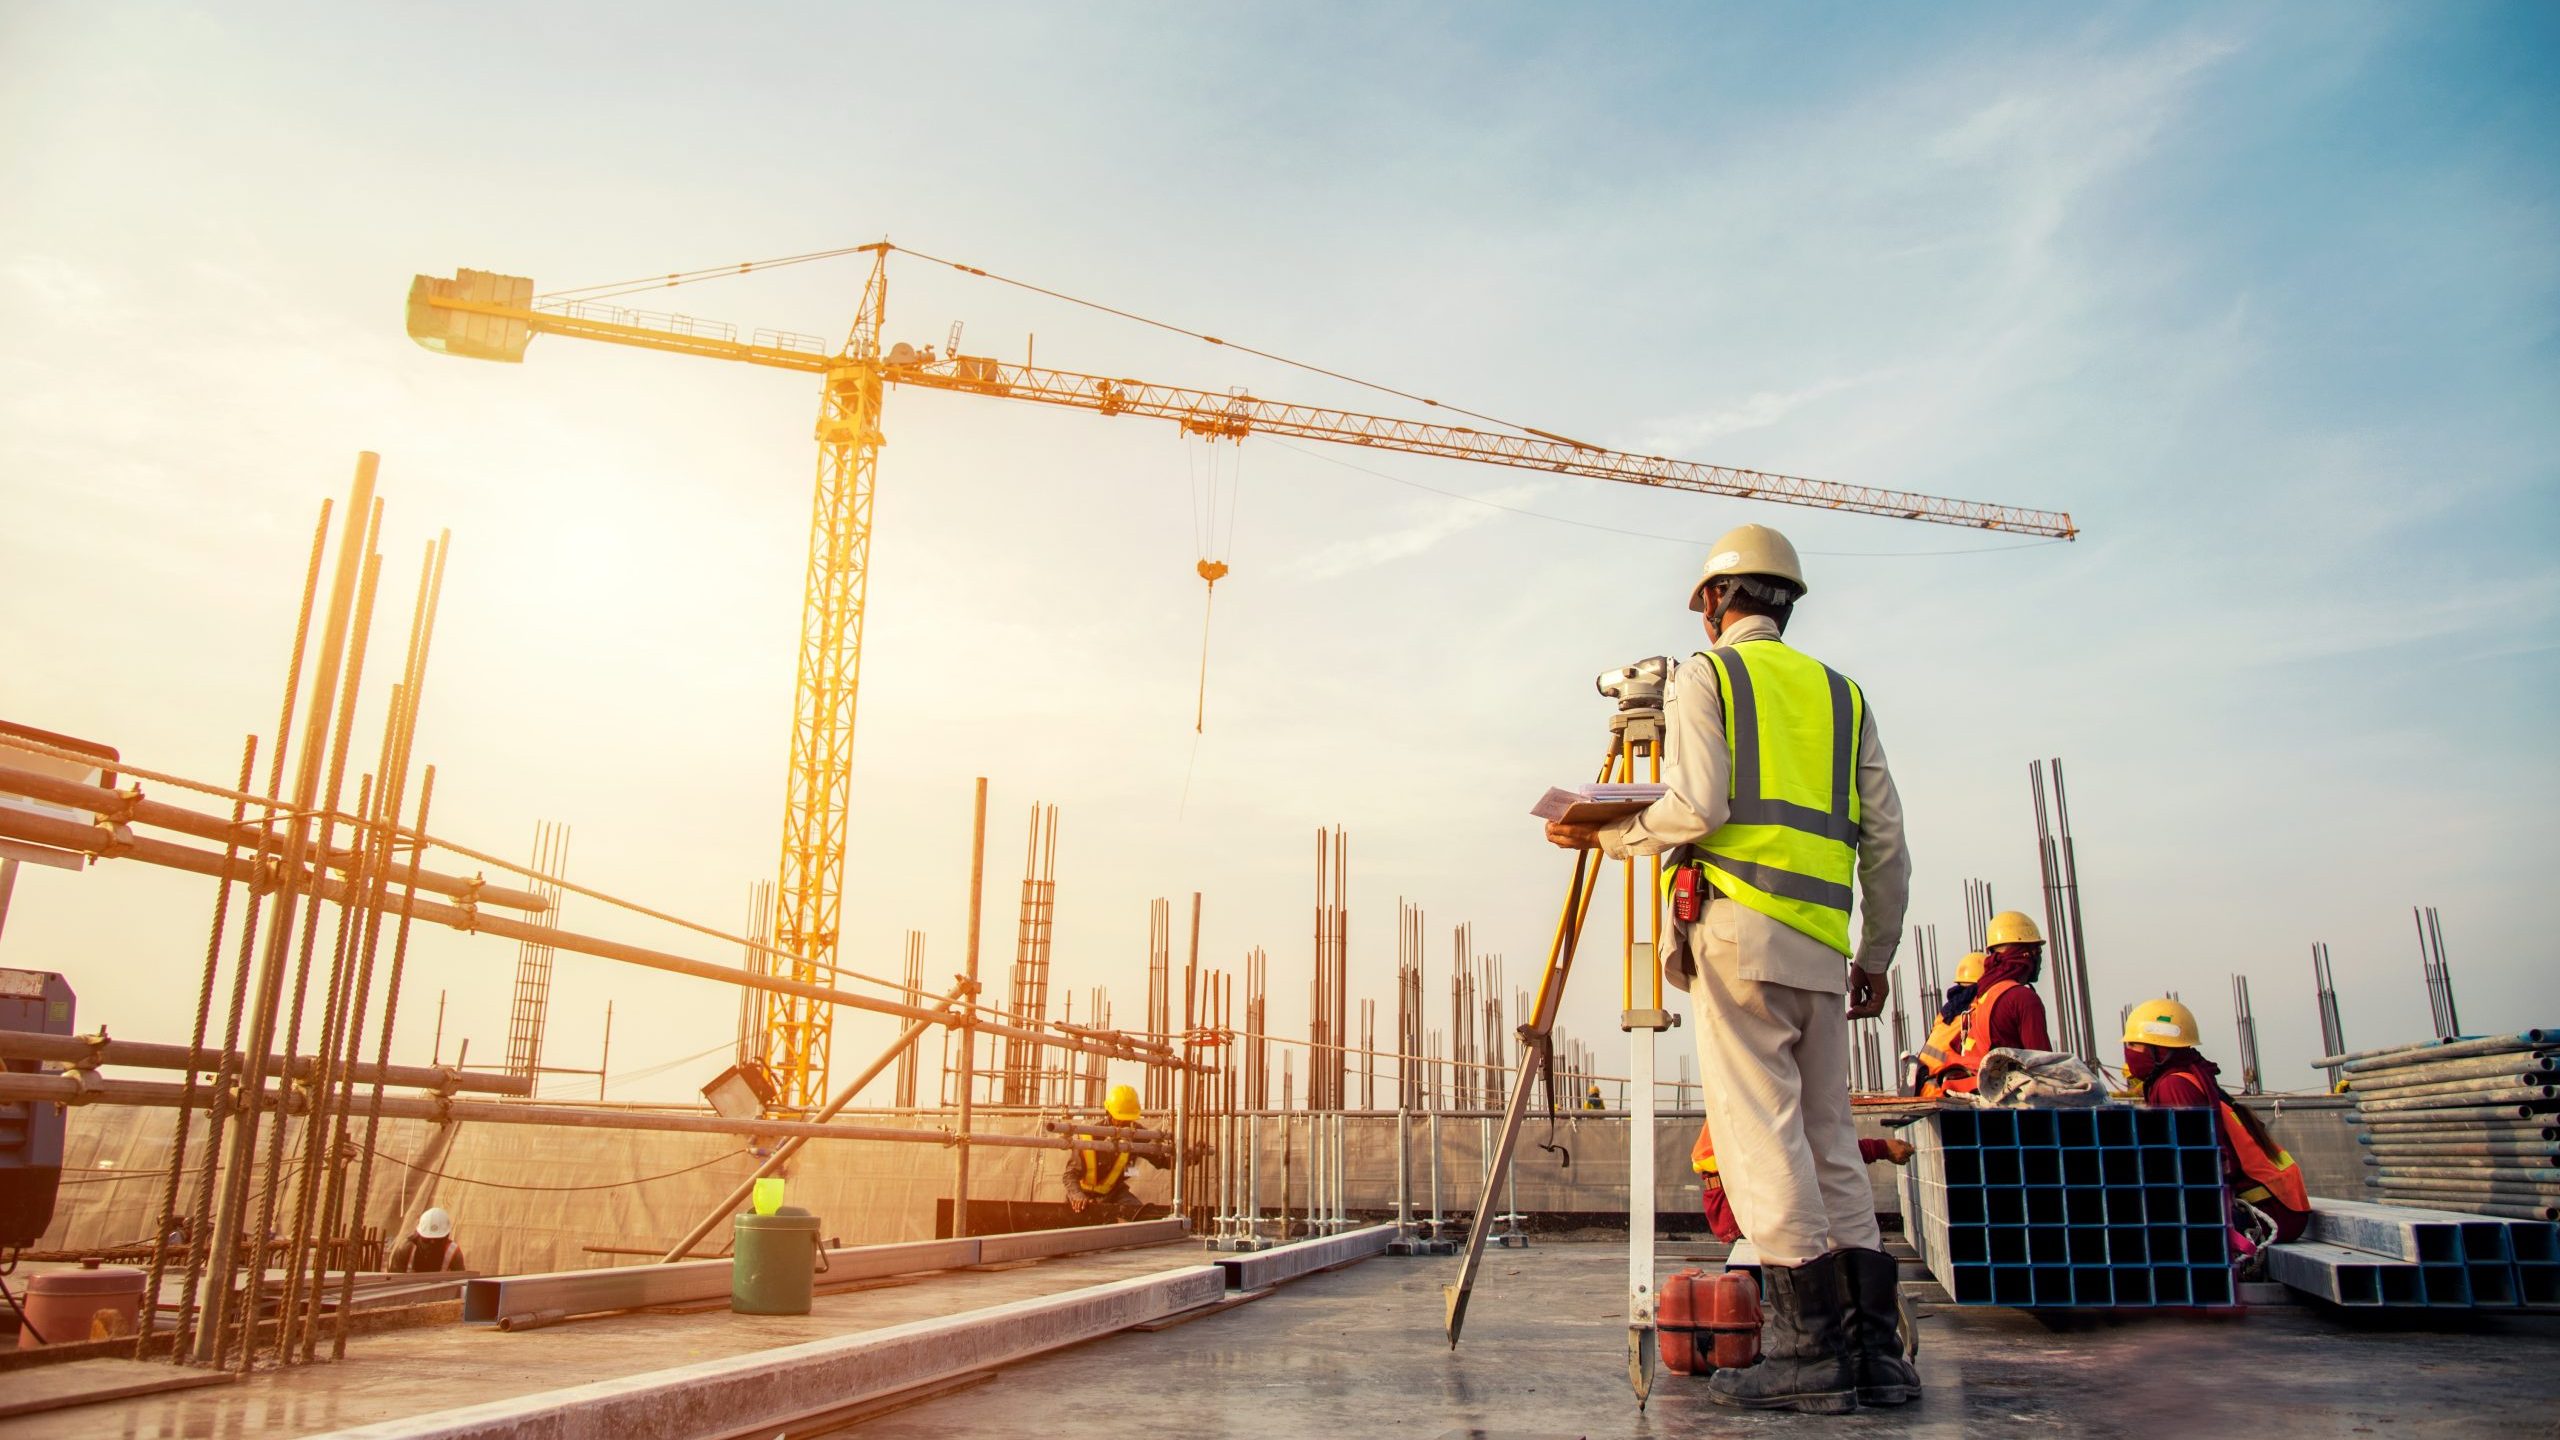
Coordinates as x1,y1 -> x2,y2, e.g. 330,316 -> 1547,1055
1,2 -> 2554,1106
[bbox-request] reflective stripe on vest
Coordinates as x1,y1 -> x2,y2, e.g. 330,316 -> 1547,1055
2217,1099 -> 2310,1211
1691,1120 -> 1719,1175
1695,641 -> 1864,954
1077,1133 -> 1133,1196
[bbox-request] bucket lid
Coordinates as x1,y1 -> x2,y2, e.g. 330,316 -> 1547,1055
29,1267 -> 146,1296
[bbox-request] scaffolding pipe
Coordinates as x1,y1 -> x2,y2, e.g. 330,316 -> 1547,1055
0,761 -> 551,914
0,804 -> 1197,1072
0,1072 -> 1170,1155
0,1030 -> 531,1097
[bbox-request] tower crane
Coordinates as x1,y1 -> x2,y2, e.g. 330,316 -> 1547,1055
406,241 -> 2076,1108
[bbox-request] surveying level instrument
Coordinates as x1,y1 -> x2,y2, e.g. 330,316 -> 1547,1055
1442,657 -> 1679,1409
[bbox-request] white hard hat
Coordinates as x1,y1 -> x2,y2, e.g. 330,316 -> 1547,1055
416,1207 -> 453,1240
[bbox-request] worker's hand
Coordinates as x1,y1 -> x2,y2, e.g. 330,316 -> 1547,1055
1544,820 -> 1603,851
1880,1138 -> 1916,1166
1846,964 -> 1889,1020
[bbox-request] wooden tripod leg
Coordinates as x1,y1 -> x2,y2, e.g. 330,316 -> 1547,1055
1444,851 -> 1602,1347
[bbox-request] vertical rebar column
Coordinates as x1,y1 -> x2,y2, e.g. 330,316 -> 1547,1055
201,455 -> 374,1366
2231,973 -> 2262,1094
950,777 -> 988,1239
1178,892 -> 1199,1223
2312,942 -> 2346,1089
896,930 -> 925,1109
2049,759 -> 2099,1065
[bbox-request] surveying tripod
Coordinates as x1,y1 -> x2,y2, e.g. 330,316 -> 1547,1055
1442,657 -> 1677,1407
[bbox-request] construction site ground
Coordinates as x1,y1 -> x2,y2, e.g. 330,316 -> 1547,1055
14,1237 -> 2557,1438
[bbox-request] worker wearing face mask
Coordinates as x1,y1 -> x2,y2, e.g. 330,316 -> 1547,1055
2123,998 -> 2309,1244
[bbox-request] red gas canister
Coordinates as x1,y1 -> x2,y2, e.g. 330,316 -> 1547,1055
1659,1268 -> 1763,1376
1704,1268 -> 1764,1372
18,1261 -> 145,1348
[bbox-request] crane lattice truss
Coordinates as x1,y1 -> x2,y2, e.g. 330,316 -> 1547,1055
407,245 -> 2076,1107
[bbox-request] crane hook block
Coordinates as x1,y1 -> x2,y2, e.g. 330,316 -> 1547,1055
407,269 -> 536,363
1195,559 -> 1230,584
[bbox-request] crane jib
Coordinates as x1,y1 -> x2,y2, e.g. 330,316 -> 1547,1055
411,279 -> 2077,540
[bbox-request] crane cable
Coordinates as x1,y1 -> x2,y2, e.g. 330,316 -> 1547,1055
1185,431 -> 1245,734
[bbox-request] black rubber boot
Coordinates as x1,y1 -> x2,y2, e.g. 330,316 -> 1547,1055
1706,1251 -> 1858,1414
1844,1247 -> 1922,1406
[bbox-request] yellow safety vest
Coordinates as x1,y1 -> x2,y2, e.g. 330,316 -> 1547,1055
1681,639 -> 1865,955
1076,1131 -> 1133,1196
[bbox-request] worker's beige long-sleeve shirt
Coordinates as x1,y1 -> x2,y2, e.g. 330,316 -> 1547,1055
1596,614 -> 1910,993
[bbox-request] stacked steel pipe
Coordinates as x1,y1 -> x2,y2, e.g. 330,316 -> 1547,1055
2321,1030 -> 2560,1221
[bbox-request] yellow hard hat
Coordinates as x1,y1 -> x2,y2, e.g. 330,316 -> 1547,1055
1954,952 -> 1987,985
2123,998 -> 2199,1049
1688,524 -> 1807,612
1105,1084 -> 1142,1122
1985,911 -> 2044,948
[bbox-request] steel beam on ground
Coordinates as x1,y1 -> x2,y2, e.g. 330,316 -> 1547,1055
469,1228 -> 1147,1325
2266,1241 -> 2400,1306
1212,1222 -> 1394,1291
2308,1199 -> 2499,1265
310,1263 -> 1229,1440
976,1218 -> 1188,1264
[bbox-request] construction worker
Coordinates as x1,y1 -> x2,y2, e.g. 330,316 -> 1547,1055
1693,1115 -> 1916,1245
2123,999 -> 2310,1244
1584,1082 -> 1607,1111
1064,1084 -> 1159,1219
1546,523 -> 1914,1414
387,1207 -> 466,1273
1909,951 -> 1986,1097
1938,913 -> 2052,1094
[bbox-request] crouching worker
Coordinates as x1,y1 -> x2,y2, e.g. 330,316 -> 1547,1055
1065,1084 -> 1162,1220
388,1207 -> 466,1272
2123,999 -> 2309,1244
1692,1115 -> 1916,1245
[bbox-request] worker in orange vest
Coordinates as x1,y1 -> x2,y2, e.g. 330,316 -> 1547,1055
1941,914 -> 2052,1094
2123,999 -> 2310,1244
1065,1085 -> 1163,1220
1909,952 -> 1987,1097
1692,1117 -> 1915,1244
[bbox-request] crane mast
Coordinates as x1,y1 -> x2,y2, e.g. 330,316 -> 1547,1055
405,249 -> 2076,1106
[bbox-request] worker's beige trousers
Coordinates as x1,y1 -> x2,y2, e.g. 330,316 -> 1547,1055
1685,918 -> 1878,1266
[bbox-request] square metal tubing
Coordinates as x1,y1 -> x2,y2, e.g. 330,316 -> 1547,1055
2153,1267 -> 2191,1305
2065,1190 -> 2104,1226
2134,1109 -> 2174,1146
2068,1229 -> 2107,1264
2189,1268 -> 2234,1307
2096,1108 -> 2136,1148
2031,1266 -> 2074,1306
2063,1150 -> 2101,1187
2072,1266 -> 2112,1305
2183,1188 -> 2225,1225
1985,1150 -> 2023,1187
2174,1108 -> 2216,1148
2107,1227 -> 2147,1264
1953,1265 -> 1995,1303
2421,1264 -> 2470,1307
1993,1267 -> 2034,1306
2026,1190 -> 2065,1226
2102,1151 -> 2140,1186
2180,1149 -> 2221,1185
2029,1228 -> 2068,1264
2510,1222 -> 2559,1264
2112,1265 -> 2153,1306
2186,1226 -> 2228,1266
2017,1110 -> 2058,1148
2515,1262 -> 2559,1306
2468,1262 -> 2517,1306
2056,1109 -> 2096,1148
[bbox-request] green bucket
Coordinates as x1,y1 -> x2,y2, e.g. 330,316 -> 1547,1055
732,1207 -> 822,1315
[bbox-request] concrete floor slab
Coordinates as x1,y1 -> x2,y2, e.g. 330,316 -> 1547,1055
847,1241 -> 2560,1440
0,1242 -> 1201,1438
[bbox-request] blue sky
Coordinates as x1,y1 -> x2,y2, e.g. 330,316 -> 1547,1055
1,3 -> 2553,1100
